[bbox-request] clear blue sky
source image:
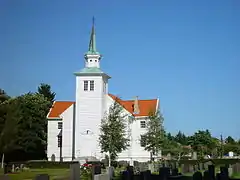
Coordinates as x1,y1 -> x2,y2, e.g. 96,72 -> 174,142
0,0 -> 239,139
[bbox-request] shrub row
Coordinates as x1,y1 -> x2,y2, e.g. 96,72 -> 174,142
6,158 -> 240,169
166,159 -> 240,165
7,160 -> 78,169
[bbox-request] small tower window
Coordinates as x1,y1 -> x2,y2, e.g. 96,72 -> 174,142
90,80 -> 94,91
95,60 -> 97,62
90,60 -> 92,62
84,81 -> 88,91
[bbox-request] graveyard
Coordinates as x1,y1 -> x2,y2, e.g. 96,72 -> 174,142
1,158 -> 240,180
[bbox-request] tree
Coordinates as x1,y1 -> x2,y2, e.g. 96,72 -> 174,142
37,83 -> 56,107
0,98 -> 21,155
188,130 -> 217,158
142,111 -> 165,161
0,89 -> 10,104
99,99 -> 129,166
174,131 -> 189,145
164,133 -> 192,160
0,93 -> 50,161
225,136 -> 235,144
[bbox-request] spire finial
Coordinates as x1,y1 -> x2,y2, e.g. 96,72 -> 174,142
92,16 -> 95,27
87,17 -> 97,54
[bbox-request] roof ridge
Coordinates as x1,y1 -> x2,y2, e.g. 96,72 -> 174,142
54,101 -> 75,103
122,99 -> 158,102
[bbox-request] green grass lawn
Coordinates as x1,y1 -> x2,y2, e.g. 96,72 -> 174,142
5,168 -> 70,180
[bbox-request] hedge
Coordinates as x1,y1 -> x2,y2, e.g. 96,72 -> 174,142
166,159 -> 240,165
6,160 -> 78,169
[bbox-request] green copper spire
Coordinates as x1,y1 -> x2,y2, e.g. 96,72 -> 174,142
86,17 -> 100,55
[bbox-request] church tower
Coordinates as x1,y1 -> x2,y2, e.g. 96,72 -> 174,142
74,18 -> 110,160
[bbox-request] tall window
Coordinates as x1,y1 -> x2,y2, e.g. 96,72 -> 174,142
84,81 -> 88,91
140,121 -> 146,128
140,135 -> 146,147
58,122 -> 62,129
90,80 -> 94,91
58,136 -> 62,147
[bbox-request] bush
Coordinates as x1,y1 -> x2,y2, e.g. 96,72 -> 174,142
167,159 -> 240,166
4,160 -> 80,171
25,160 -> 76,169
85,161 -> 105,169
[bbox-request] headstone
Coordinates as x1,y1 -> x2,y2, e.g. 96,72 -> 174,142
70,162 -> 80,180
216,173 -> 221,180
193,164 -> 197,172
189,164 -> 194,173
232,163 -> 240,174
126,166 -> 134,180
51,154 -> 56,162
11,164 -> 14,173
20,164 -> 24,172
228,152 -> 234,158
129,159 -> 134,166
208,165 -> 215,180
192,171 -> 203,180
220,166 -> 228,177
197,164 -> 201,171
139,163 -> 147,172
0,175 -> 9,180
181,164 -> 188,174
228,166 -> 233,178
192,152 -> 197,160
93,165 -> 101,175
237,163 -> 240,172
148,164 -> 154,173
202,163 -> 206,171
34,174 -> 49,180
167,153 -> 172,160
159,167 -> 170,180
203,170 -> 210,180
122,171 -> 131,180
171,168 -> 179,176
107,166 -> 114,180
141,170 -> 151,180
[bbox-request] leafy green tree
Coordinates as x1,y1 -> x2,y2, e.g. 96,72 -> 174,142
37,83 -> 56,107
188,130 -> 217,158
142,111 -> 165,161
164,134 -> 192,160
37,83 -> 56,154
166,132 -> 174,141
225,136 -> 235,144
174,131 -> 189,145
0,89 -> 10,104
223,144 -> 240,155
0,98 -> 20,155
0,93 -> 50,161
99,99 -> 129,166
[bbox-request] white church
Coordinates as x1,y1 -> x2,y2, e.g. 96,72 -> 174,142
47,20 -> 160,163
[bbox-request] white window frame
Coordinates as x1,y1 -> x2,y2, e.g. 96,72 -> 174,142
84,81 -> 88,91
90,80 -> 94,91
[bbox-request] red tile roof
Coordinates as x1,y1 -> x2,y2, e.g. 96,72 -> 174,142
108,94 -> 158,117
47,94 -> 158,119
47,101 -> 74,118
